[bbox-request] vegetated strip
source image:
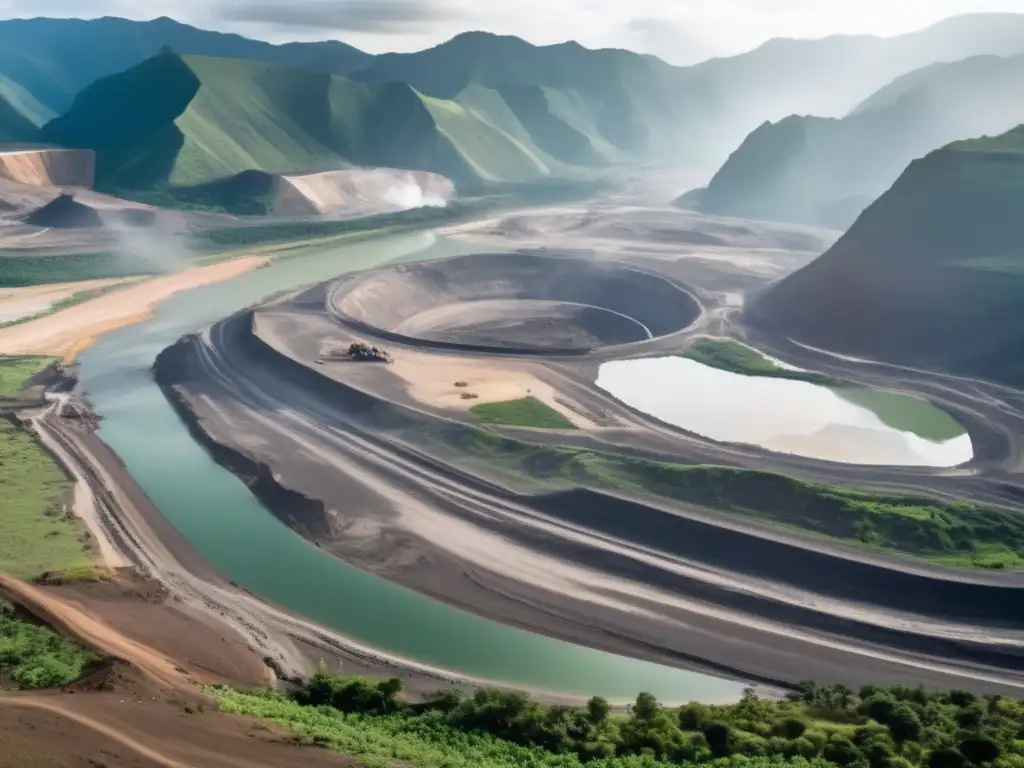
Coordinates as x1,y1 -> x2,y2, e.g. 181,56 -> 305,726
684,338 -> 846,386
0,355 -> 56,397
0,599 -> 98,689
428,425 -> 1024,569
211,670 -> 1023,768
0,284 -> 129,330
0,418 -> 93,579
471,397 -> 578,430
193,176 -> 608,252
0,251 -> 162,288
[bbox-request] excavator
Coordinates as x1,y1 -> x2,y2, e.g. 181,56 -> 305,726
345,342 -> 392,363
315,342 -> 392,364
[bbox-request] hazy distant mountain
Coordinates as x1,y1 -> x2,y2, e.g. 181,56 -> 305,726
344,14 -> 1024,165
682,13 -> 1024,155
678,54 -> 1024,228
0,73 -> 54,142
0,95 -> 39,143
748,126 -> 1024,386
0,16 -> 371,114
40,51 -> 621,199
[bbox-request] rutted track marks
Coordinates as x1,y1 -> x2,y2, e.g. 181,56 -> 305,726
153,309 -> 1024,693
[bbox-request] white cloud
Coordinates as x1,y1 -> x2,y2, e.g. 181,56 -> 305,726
2,0 -> 1024,64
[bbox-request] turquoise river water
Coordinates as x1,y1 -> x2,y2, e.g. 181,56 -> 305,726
76,232 -> 745,702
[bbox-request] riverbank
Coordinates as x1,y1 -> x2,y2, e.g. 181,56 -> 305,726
0,572 -> 360,768
0,256 -> 267,361
23,402 -> 532,699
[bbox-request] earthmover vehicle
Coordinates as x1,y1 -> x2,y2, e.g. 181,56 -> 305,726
347,342 -> 392,363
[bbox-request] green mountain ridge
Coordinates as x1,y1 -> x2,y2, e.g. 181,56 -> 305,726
7,12 -> 1024,169
747,125 -> 1024,386
0,94 -> 41,143
679,53 -> 1024,228
0,15 -> 372,116
39,51 -> 612,195
352,31 -> 698,160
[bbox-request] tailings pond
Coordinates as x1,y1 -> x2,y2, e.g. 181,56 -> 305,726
596,357 -> 972,466
76,232 -> 744,702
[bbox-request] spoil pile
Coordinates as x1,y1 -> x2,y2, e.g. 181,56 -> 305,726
23,193 -> 103,228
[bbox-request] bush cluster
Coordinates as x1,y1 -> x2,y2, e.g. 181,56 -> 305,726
278,673 -> 1024,768
0,602 -> 97,689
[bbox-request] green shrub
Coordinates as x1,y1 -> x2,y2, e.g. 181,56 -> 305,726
211,673 -> 1024,768
0,602 -> 97,689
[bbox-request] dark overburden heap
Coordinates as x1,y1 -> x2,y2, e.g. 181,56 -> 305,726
23,193 -> 102,229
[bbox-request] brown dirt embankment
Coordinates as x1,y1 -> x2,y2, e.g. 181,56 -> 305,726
275,167 -> 454,217
0,148 -> 96,188
0,695 -> 358,768
0,573 -> 260,693
0,574 -> 359,767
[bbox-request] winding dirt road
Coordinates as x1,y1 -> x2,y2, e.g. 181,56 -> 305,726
153,304 -> 1024,695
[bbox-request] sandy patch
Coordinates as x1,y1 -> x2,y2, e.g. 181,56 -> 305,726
0,257 -> 267,361
0,278 -> 128,325
388,350 -> 598,429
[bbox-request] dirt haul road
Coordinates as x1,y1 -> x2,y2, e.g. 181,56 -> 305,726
17,402 -> 559,698
0,573 -> 354,767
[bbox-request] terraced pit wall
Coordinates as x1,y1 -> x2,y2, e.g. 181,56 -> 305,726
0,148 -> 96,188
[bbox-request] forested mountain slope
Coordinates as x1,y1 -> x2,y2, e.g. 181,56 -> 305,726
748,126 -> 1024,386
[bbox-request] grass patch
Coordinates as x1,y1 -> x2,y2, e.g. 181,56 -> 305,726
830,388 -> 966,442
211,673 -> 1024,768
0,420 -> 92,579
422,424 -> 1024,569
684,338 -> 843,386
684,340 -> 967,443
0,252 -> 161,288
585,459 -> 1024,569
470,397 -> 577,430
194,200 -> 493,252
0,600 -> 98,689
35,565 -> 114,585
0,355 -> 56,397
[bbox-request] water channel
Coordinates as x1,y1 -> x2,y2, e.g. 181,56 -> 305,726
596,357 -> 972,466
77,232 -> 745,702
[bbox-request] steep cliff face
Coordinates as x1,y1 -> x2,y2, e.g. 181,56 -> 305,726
680,54 -> 1024,229
748,126 -> 1024,386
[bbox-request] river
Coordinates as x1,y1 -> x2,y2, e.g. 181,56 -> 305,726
76,231 -> 745,702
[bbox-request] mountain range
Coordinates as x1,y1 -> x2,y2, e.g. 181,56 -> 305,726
747,125 -> 1024,386
4,13 -> 1024,205
0,15 -> 371,116
39,50 -> 637,197
678,53 -> 1024,228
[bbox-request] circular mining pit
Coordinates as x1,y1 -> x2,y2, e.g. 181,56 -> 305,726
330,252 -> 701,353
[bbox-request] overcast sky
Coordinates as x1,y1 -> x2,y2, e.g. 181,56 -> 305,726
2,0 -> 1023,64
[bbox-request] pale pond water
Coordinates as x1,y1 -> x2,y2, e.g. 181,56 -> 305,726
596,357 -> 972,467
